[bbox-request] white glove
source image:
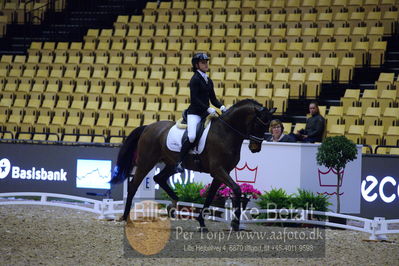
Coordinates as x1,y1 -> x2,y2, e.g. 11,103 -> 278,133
220,105 -> 227,113
207,107 -> 216,116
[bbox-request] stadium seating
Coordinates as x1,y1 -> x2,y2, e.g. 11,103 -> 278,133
0,0 -> 398,150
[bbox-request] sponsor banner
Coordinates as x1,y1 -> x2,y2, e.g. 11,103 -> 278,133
361,155 -> 399,219
0,143 -> 123,200
192,142 -> 362,214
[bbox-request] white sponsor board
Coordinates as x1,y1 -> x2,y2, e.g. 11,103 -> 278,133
124,142 -> 362,213
192,141 -> 362,214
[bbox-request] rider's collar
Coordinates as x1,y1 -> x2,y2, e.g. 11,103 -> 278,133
197,70 -> 209,83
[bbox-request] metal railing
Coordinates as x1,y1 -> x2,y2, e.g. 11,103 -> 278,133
1,193 -> 397,241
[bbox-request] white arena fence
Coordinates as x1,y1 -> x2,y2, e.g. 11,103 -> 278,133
0,193 -> 398,241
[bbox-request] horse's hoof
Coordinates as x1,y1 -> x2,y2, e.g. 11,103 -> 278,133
198,227 -> 208,233
125,216 -> 134,224
117,216 -> 126,222
231,222 -> 240,231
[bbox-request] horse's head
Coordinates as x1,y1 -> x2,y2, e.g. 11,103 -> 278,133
220,99 -> 276,152
248,106 -> 276,153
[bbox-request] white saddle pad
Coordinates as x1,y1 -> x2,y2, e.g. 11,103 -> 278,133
166,121 -> 212,154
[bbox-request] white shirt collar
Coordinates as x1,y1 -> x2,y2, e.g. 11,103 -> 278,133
272,133 -> 285,142
197,70 -> 208,83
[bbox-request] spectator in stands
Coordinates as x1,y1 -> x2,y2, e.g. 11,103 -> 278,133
292,101 -> 326,143
266,119 -> 295,142
176,53 -> 226,172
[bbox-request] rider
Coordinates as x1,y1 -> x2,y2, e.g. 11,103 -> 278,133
176,53 -> 227,172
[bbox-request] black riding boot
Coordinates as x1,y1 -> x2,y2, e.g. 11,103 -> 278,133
176,140 -> 193,173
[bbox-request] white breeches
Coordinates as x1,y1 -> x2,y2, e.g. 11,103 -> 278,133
187,114 -> 201,143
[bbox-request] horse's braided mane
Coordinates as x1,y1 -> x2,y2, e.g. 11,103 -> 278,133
233,98 -> 262,108
223,99 -> 262,115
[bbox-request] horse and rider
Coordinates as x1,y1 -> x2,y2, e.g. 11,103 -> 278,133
111,53 -> 276,231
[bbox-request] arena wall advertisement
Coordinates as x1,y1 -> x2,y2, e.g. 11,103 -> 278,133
1,142 -> 398,219
0,143 -> 123,200
189,141 -> 363,214
360,155 -> 399,219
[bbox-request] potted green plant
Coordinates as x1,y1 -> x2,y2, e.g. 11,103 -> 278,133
316,136 -> 357,225
291,189 -> 332,224
172,182 -> 205,204
161,182 -> 204,219
256,188 -> 295,226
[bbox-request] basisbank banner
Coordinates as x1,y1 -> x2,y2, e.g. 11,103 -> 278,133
0,143 -> 123,200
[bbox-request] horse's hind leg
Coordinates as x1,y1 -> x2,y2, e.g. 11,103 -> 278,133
197,178 -> 222,231
121,166 -> 152,221
153,165 -> 179,217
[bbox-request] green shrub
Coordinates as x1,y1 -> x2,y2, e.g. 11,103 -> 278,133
291,189 -> 332,221
256,188 -> 294,221
316,136 -> 357,213
256,188 -> 293,209
161,182 -> 205,204
291,189 -> 331,212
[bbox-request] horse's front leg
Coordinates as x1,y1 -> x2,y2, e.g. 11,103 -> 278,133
211,167 -> 242,231
196,178 -> 222,232
120,166 -> 148,222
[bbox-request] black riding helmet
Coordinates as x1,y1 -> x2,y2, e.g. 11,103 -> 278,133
191,53 -> 209,71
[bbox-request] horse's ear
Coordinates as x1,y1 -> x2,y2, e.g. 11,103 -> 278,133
256,106 -> 265,114
269,107 -> 277,114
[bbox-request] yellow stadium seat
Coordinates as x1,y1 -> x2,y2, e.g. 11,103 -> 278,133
346,125 -> 365,144
225,71 -> 241,82
364,125 -> 384,146
359,89 -> 378,114
376,73 -> 395,96
370,41 -> 387,66
289,72 -> 306,98
381,108 -> 399,131
272,88 -> 289,114
293,123 -> 306,134
378,90 -> 396,111
343,107 -> 362,130
385,126 -> 399,146
322,56 -> 339,82
363,107 -> 381,128
338,56 -> 356,82
41,93 -> 56,109
81,110 -> 96,127
341,89 -> 360,112
305,72 -> 323,98
327,124 -> 345,137
325,106 -> 344,124
226,56 -> 241,66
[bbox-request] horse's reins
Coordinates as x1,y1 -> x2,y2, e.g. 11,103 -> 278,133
215,111 -> 268,144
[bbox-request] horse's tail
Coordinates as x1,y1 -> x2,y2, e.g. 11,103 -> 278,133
110,125 -> 147,184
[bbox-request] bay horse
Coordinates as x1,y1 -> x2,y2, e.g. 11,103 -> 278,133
111,99 -> 276,231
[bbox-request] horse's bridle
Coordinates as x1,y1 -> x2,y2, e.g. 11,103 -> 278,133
216,107 -> 269,144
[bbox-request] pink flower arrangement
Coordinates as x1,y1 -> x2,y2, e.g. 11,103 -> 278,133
200,183 -> 261,200
200,183 -> 228,200
240,183 -> 262,199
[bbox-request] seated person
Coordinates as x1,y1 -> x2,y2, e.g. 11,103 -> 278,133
293,101 -> 325,143
266,119 -> 295,142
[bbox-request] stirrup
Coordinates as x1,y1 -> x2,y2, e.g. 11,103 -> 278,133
176,162 -> 185,173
